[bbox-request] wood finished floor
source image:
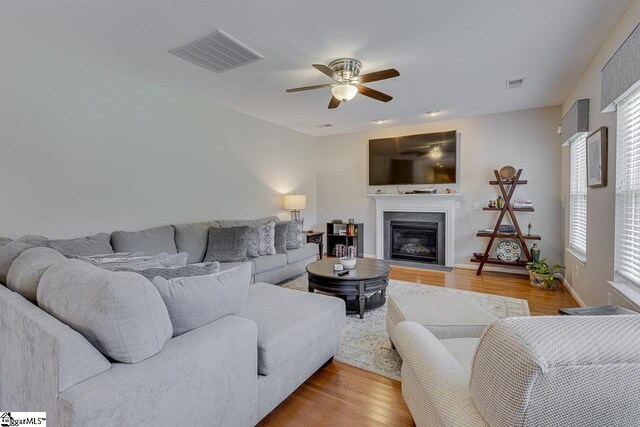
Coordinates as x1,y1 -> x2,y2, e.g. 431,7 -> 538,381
258,265 -> 578,427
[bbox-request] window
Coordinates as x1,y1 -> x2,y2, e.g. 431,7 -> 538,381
569,134 -> 587,256
615,88 -> 640,287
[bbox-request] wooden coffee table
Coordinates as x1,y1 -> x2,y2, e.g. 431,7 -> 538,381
306,258 -> 391,319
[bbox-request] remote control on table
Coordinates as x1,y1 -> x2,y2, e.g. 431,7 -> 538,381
337,271 -> 349,276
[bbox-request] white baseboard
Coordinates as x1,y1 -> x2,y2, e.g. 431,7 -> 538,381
560,276 -> 585,307
454,263 -> 529,275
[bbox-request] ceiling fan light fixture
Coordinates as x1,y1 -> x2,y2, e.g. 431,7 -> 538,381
331,83 -> 358,102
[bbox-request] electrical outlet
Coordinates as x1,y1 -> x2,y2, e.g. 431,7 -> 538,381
607,292 -> 612,305
455,202 -> 461,209
574,265 -> 579,276
474,202 -> 481,210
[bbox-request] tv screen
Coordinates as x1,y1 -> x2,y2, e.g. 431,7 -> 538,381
368,130 -> 457,186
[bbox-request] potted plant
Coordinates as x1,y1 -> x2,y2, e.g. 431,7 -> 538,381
526,258 -> 564,290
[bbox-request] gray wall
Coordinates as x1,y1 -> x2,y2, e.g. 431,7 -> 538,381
0,39 -> 317,239
561,0 -> 640,308
315,106 -> 563,270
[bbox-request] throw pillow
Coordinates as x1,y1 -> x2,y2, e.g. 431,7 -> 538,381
274,222 -> 289,254
38,260 -> 173,363
204,226 -> 249,263
46,233 -> 113,256
0,241 -> 39,284
257,221 -> 276,256
71,252 -> 188,271
117,261 -> 221,281
6,247 -> 68,302
152,262 -> 252,336
246,226 -> 260,258
110,225 -> 178,255
286,219 -> 304,250
0,237 -> 12,249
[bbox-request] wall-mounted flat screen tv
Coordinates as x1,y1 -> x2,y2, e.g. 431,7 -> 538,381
368,130 -> 457,185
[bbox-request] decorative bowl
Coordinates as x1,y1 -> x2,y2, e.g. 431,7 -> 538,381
339,257 -> 357,269
499,165 -> 517,181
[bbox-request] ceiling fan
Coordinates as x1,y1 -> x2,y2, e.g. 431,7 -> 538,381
286,58 -> 399,109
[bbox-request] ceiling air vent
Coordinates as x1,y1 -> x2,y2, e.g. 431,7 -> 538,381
169,29 -> 264,73
506,78 -> 525,89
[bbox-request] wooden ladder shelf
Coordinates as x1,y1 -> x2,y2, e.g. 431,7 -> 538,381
471,169 -> 538,275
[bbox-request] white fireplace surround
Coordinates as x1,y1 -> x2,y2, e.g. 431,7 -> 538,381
368,194 -> 461,267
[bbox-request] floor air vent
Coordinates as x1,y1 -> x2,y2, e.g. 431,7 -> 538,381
169,29 -> 264,73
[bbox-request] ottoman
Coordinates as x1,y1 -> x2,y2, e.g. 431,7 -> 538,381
387,294 -> 498,350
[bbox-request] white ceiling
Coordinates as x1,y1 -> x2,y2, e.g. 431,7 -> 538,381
0,0 -> 632,136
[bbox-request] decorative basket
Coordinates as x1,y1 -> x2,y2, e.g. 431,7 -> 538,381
529,272 -> 559,290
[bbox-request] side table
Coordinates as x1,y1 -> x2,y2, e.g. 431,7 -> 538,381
305,231 -> 324,259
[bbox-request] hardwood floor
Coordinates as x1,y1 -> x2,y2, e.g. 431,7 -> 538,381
258,265 -> 578,427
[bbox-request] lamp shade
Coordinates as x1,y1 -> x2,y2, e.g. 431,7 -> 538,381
284,194 -> 307,210
331,83 -> 358,102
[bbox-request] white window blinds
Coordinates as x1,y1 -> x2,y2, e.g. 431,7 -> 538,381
569,134 -> 587,255
615,88 -> 640,287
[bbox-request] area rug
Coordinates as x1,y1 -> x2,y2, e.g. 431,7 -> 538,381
282,275 -> 530,380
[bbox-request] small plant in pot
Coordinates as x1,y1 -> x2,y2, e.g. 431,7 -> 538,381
526,258 -> 564,290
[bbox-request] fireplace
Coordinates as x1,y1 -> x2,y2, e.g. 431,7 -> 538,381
390,221 -> 439,263
383,211 -> 445,266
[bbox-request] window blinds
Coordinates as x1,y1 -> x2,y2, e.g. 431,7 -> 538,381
569,135 -> 588,255
615,88 -> 640,286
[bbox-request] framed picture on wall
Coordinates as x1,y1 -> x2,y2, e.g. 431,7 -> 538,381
586,126 -> 608,188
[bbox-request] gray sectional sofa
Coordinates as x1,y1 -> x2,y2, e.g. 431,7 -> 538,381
0,217 -> 343,426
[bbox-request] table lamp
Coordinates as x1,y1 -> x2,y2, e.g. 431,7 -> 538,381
284,194 -> 306,221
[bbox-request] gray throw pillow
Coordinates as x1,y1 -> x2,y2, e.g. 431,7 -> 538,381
38,260 -> 173,363
72,252 -> 188,271
204,226 -> 249,263
257,221 -> 276,256
275,222 -> 289,254
152,262 -> 252,336
47,232 -> 113,256
6,247 -> 68,302
117,261 -> 221,281
111,225 -> 177,255
0,237 -> 12,249
0,241 -> 39,284
286,219 -> 304,250
246,226 -> 260,258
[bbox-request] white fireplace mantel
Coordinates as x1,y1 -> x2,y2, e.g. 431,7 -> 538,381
368,194 -> 461,267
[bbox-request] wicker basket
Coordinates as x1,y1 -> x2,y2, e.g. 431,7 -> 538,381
529,272 -> 559,290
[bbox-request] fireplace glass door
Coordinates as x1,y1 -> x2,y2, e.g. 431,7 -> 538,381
390,221 -> 438,263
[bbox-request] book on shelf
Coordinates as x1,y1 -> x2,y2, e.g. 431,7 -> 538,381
513,198 -> 533,208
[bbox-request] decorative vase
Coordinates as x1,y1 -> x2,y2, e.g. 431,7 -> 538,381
530,243 -> 540,262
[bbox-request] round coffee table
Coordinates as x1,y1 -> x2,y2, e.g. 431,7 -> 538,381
306,258 -> 391,319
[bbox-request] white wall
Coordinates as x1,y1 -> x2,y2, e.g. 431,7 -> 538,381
561,0 -> 640,308
315,106 -> 563,268
0,40 -> 317,239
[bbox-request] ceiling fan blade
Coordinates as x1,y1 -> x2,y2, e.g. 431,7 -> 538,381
328,96 -> 341,109
313,64 -> 340,81
286,83 -> 333,93
356,85 -> 393,102
358,68 -> 400,84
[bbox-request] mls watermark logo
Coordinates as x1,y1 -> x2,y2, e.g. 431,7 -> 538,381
1,412 -> 46,426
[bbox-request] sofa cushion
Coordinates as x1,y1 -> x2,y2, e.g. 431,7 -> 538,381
173,222 -> 219,264
111,225 -> 177,255
152,263 -> 252,337
47,233 -> 113,256
243,282 -> 345,375
0,237 -> 12,249
0,241 -> 40,284
253,254 -> 287,274
73,252 -> 187,271
6,247 -> 68,302
285,220 -> 304,250
440,337 -> 480,377
219,261 -> 256,276
38,260 -> 173,363
387,294 -> 497,340
117,261 -> 220,281
274,222 -> 288,254
286,243 -> 317,264
16,235 -> 49,246
204,226 -> 249,263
